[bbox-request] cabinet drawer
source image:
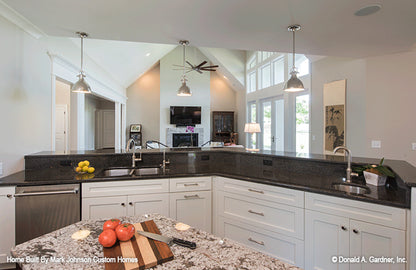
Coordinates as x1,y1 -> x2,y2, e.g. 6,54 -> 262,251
217,190 -> 304,239
217,216 -> 304,268
82,179 -> 169,198
170,177 -> 212,192
82,196 -> 127,220
305,192 -> 406,230
214,177 -> 304,208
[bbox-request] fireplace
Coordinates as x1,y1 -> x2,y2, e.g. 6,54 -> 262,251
172,133 -> 199,147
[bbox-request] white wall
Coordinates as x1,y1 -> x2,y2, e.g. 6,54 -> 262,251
310,57 -> 367,156
0,15 -> 51,176
310,52 -> 416,166
159,46 -> 211,144
126,63 -> 161,144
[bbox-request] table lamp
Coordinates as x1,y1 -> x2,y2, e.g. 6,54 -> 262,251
244,123 -> 261,151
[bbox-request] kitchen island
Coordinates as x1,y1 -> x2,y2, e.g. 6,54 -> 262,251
11,213 -> 300,270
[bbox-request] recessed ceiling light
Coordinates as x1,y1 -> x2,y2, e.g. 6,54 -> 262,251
223,75 -> 228,79
354,4 -> 382,16
146,52 -> 151,56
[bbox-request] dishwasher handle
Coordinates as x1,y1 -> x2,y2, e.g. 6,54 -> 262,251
14,188 -> 79,197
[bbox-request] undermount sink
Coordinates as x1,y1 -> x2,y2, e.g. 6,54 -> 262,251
135,167 -> 162,175
102,166 -> 162,177
332,183 -> 370,195
102,168 -> 133,177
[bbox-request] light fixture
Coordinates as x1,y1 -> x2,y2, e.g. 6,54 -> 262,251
177,40 -> 192,96
146,52 -> 151,57
71,32 -> 91,94
244,123 -> 261,152
284,25 -> 305,92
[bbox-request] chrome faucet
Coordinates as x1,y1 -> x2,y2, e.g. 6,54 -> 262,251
126,138 -> 142,167
161,150 -> 170,170
333,146 -> 352,182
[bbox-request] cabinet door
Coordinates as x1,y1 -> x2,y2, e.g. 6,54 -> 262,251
0,187 -> 15,263
305,210 -> 349,270
169,191 -> 212,232
349,220 -> 406,270
127,194 -> 169,217
82,196 -> 127,219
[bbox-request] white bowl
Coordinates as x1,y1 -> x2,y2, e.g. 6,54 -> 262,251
364,171 -> 387,186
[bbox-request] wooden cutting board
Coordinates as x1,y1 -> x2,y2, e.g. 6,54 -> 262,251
103,220 -> 174,270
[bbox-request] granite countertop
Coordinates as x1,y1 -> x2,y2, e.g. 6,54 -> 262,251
11,214 -> 300,270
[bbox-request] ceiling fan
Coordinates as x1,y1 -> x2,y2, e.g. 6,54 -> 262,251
173,40 -> 219,74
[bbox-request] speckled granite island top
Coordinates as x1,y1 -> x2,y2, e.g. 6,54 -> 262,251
11,214 -> 300,270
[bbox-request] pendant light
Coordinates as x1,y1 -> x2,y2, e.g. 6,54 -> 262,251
284,25 -> 304,92
71,32 -> 91,94
177,40 -> 192,96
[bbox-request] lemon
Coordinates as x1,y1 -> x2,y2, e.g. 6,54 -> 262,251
75,167 -> 82,173
78,161 -> 85,168
84,160 -> 90,167
87,167 -> 95,174
82,166 -> 89,172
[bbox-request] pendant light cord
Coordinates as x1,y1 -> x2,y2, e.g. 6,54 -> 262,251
80,35 -> 84,73
292,30 -> 295,71
182,43 -> 185,80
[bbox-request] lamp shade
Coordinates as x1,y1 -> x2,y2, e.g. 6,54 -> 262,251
71,73 -> 91,94
284,70 -> 304,92
177,81 -> 192,96
244,123 -> 261,133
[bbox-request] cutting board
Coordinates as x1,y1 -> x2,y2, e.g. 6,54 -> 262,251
103,220 -> 174,270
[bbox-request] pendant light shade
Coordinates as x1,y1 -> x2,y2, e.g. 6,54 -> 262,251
284,25 -> 304,92
71,32 -> 91,94
177,40 -> 192,96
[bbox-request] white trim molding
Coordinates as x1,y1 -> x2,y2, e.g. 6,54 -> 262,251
0,0 -> 46,39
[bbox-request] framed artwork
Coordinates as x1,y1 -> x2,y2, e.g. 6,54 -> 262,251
130,124 -> 142,132
323,79 -> 346,155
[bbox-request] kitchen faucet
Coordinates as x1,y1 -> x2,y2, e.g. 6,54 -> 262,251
126,138 -> 142,168
333,146 -> 352,182
161,150 -> 170,171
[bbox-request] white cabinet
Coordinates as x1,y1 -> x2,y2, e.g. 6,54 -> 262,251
305,193 -> 407,270
0,186 -> 15,264
305,210 -> 350,270
82,179 -> 169,220
349,220 -> 406,270
213,177 -> 305,268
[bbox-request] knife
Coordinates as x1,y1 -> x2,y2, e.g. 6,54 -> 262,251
136,230 -> 197,249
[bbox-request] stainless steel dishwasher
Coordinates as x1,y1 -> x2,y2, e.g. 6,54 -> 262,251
15,184 -> 80,245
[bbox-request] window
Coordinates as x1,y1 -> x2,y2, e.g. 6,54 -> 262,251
273,57 -> 284,85
262,51 -> 273,61
289,54 -> 310,77
262,101 -> 272,150
248,71 -> 256,93
248,103 -> 257,149
248,58 -> 256,69
260,63 -> 271,89
295,95 -> 310,153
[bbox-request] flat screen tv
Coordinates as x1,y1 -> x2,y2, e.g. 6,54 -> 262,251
170,106 -> 201,126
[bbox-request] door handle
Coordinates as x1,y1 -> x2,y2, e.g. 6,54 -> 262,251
14,188 -> 79,197
248,237 -> 265,246
184,195 -> 199,199
272,136 -> 275,143
248,209 -> 264,216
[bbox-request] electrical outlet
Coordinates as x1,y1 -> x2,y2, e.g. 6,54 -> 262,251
412,143 -> 416,151
0,162 -> 3,177
371,140 -> 381,148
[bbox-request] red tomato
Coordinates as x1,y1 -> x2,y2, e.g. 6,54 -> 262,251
115,223 -> 135,241
103,219 -> 121,231
98,230 -> 117,247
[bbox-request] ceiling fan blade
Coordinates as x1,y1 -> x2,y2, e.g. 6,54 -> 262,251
185,70 -> 194,74
172,64 -> 183,67
202,65 -> 219,68
196,61 -> 207,68
186,61 -> 194,68
201,69 -> 216,71
197,70 -> 203,74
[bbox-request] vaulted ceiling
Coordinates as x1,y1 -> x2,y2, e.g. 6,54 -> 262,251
4,0 -> 416,58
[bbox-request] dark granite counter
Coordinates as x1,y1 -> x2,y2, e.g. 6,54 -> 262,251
11,214 -> 300,270
0,147 -> 413,208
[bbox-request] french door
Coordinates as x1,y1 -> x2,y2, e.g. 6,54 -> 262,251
260,97 -> 284,151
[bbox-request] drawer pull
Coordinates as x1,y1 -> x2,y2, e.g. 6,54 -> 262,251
248,188 -> 264,194
248,237 -> 264,246
121,203 -> 125,206
184,183 -> 199,187
341,226 -> 347,231
6,194 -> 13,199
129,202 -> 133,206
353,229 -> 359,234
184,194 -> 199,199
248,210 -> 264,216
